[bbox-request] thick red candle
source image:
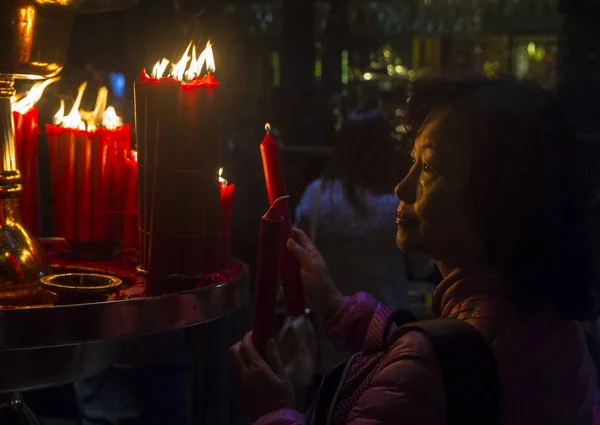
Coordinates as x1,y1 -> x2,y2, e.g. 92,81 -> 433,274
75,134 -> 93,240
90,131 -> 110,240
122,150 -> 139,248
260,124 -> 305,316
219,170 -> 235,271
252,200 -> 284,355
47,125 -> 77,239
13,108 -> 41,235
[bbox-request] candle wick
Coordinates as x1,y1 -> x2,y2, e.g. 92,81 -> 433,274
271,195 -> 290,209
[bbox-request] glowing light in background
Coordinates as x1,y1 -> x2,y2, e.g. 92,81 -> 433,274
110,72 -> 126,98
341,50 -> 349,84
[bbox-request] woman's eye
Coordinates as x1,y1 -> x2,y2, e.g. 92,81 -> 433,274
423,162 -> 433,172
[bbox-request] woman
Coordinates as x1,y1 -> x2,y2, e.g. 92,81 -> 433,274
230,77 -> 598,425
294,109 -> 433,309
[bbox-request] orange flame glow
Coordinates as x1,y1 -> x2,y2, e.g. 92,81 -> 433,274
219,167 -> 227,187
151,41 -> 215,82
11,77 -> 60,114
54,82 -> 123,131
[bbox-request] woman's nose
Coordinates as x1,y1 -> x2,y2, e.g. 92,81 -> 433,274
395,172 -> 417,203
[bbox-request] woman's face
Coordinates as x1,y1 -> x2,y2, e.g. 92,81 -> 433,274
395,111 -> 484,264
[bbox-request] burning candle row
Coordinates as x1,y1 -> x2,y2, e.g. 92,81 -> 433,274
11,47 -> 236,272
46,82 -> 137,249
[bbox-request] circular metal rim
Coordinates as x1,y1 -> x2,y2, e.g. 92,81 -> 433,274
40,273 -> 123,293
0,260 -> 250,351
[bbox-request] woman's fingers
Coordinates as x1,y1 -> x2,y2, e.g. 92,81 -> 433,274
240,331 -> 265,366
265,339 -> 285,377
229,341 -> 246,375
286,237 -> 312,266
292,228 -> 314,250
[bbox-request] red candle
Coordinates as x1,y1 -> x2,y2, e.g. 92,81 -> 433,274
219,168 -> 235,271
11,77 -> 59,235
252,198 -> 284,355
135,42 -> 220,282
12,108 -> 41,235
47,125 -> 77,239
122,150 -> 139,248
90,131 -> 110,240
75,133 -> 93,240
260,124 -> 305,316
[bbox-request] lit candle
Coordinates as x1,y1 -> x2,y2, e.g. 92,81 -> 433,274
219,168 -> 235,272
47,83 -> 131,246
135,41 -> 220,281
122,150 -> 139,248
11,77 -> 59,236
260,124 -> 305,317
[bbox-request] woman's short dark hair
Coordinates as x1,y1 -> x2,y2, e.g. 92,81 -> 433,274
404,76 -> 593,320
323,109 -> 397,213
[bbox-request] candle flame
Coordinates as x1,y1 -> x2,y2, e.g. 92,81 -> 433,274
102,107 -> 123,130
172,42 -> 192,81
151,41 -> 215,82
54,82 -> 123,131
152,58 -> 170,80
11,77 -> 60,114
219,167 -> 227,187
265,123 -> 271,133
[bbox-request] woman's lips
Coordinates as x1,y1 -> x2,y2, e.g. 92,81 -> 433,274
396,213 -> 418,226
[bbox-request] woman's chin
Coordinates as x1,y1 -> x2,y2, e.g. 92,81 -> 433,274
396,227 -> 423,253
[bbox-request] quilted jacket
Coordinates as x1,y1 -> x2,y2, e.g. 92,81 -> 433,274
255,268 -> 597,425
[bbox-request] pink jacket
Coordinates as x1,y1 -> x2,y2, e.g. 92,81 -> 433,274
256,268 -> 597,425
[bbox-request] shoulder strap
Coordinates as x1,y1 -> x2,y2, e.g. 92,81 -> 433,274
396,319 -> 500,425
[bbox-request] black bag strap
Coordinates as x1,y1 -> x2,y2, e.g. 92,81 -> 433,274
395,318 -> 500,425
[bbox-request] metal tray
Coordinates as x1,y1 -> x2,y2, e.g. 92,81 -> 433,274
0,260 -> 249,393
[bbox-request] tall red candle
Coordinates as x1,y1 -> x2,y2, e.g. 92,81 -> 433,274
11,77 -> 59,235
75,134 -> 93,240
122,150 -> 139,248
47,125 -> 77,239
252,198 -> 284,355
219,169 -> 235,271
90,131 -> 110,240
260,124 -> 305,316
12,108 -> 41,235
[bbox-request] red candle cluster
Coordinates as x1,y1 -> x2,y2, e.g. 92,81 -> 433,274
134,41 -> 221,282
47,124 -> 133,244
46,83 -> 137,251
260,124 -> 305,317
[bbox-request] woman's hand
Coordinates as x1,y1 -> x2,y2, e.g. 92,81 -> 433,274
229,332 -> 295,421
287,228 -> 345,320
